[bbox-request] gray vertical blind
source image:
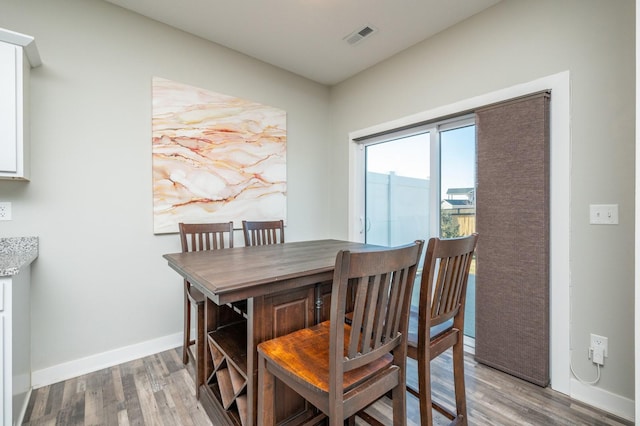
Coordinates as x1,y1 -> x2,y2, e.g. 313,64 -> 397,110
474,92 -> 551,387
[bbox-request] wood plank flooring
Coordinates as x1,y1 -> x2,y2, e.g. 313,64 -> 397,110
22,347 -> 633,426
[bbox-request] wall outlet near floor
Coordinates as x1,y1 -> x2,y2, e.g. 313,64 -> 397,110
0,202 -> 11,221
589,333 -> 608,365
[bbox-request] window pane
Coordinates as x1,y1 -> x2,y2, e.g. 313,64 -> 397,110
440,124 -> 476,339
365,133 -> 430,247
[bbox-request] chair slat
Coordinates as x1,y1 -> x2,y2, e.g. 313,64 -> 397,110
373,273 -> 391,348
360,274 -> 381,354
349,277 -> 367,358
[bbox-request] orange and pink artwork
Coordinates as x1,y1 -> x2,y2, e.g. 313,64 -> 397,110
152,77 -> 286,234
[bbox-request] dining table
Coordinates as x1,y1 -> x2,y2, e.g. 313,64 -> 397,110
163,239 -> 378,426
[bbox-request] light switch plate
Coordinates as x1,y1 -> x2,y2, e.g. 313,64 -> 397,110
589,204 -> 618,225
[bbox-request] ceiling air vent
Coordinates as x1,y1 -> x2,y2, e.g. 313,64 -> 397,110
344,25 -> 378,46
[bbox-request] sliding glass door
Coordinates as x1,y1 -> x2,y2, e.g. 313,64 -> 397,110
359,115 -> 477,343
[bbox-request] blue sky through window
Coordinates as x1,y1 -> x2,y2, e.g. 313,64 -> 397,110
366,133 -> 430,179
441,125 -> 476,198
366,125 -> 476,199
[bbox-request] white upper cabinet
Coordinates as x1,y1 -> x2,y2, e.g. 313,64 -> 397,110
0,42 -> 20,177
0,29 -> 40,181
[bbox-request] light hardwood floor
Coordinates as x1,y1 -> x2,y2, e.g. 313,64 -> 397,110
22,347 -> 633,426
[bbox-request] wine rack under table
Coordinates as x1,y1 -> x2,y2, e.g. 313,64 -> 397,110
207,320 -> 248,426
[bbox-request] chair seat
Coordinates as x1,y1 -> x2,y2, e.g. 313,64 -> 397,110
407,324 -> 461,362
408,314 -> 453,345
258,320 -> 394,394
187,285 -> 205,305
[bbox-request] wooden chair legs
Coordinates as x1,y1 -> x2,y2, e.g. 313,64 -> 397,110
412,334 -> 468,426
257,354 -> 276,426
183,283 -> 205,398
182,288 -> 191,365
451,339 -> 467,422
194,298 -> 205,398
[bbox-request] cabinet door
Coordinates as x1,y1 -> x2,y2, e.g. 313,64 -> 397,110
263,286 -> 315,423
0,315 -> 4,425
0,42 -> 18,173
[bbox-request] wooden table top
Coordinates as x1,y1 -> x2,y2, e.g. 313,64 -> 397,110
164,239 -> 380,304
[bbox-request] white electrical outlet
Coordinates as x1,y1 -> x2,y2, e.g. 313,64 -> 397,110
589,333 -> 608,365
0,202 -> 11,221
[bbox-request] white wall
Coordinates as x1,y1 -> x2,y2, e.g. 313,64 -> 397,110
0,0 -> 331,384
329,0 -> 635,420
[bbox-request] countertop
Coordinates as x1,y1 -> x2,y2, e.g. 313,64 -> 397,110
0,237 -> 38,277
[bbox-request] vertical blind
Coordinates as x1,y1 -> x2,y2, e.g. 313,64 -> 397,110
474,92 -> 551,386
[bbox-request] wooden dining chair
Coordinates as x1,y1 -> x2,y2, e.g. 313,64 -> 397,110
407,233 -> 478,426
257,240 -> 424,426
241,220 -> 284,246
178,221 -> 234,397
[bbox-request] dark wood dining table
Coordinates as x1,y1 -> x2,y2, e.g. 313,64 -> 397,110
163,239 -> 378,426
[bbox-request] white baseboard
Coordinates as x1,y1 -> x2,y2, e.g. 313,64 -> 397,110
31,332 -> 183,389
571,378 -> 635,422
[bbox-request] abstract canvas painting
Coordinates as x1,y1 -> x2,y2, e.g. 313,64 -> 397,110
152,77 -> 287,234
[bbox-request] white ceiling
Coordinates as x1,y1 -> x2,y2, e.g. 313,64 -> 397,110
104,0 -> 501,86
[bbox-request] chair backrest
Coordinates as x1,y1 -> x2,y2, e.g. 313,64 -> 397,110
242,220 -> 284,246
419,234 -> 478,331
179,222 -> 234,252
330,241 -> 424,383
